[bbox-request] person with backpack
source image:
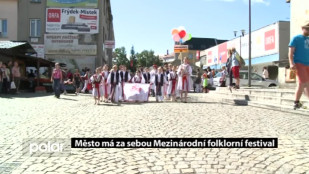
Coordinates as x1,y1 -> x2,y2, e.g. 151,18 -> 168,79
229,48 -> 242,89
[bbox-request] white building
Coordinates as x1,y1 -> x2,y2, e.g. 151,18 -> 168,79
201,21 -> 290,82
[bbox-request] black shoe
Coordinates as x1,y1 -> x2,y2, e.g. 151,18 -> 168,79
294,102 -> 302,110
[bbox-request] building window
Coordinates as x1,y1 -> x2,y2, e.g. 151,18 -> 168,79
0,19 -> 8,38
30,19 -> 41,37
31,0 -> 41,3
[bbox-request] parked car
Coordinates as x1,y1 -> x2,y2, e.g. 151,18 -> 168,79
213,70 -> 278,88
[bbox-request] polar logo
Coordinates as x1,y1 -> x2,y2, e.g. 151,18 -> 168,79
29,141 -> 64,155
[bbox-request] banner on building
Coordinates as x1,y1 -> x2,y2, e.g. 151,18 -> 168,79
123,83 -> 150,102
31,44 -> 45,59
46,8 -> 99,34
202,23 -> 280,66
104,40 -> 115,49
47,0 -> 98,8
45,34 -> 97,55
174,45 -> 189,53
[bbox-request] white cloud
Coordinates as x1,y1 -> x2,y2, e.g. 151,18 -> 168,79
244,0 -> 270,6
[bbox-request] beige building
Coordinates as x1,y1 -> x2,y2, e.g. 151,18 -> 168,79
1,0 -> 114,71
281,0 -> 309,87
287,0 -> 309,38
0,0 -> 18,41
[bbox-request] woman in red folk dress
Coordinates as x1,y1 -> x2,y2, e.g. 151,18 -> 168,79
91,68 -> 104,105
101,65 -> 110,103
177,57 -> 193,103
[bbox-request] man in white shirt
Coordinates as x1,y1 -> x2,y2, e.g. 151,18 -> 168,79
263,67 -> 269,79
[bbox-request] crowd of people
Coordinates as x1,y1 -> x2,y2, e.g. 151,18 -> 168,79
51,57 -> 195,105
50,47 -> 247,105
0,60 -> 22,94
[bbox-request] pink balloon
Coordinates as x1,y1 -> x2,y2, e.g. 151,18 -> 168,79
173,34 -> 180,42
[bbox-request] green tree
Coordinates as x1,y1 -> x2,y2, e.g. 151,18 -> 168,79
136,50 -> 163,68
113,47 -> 129,68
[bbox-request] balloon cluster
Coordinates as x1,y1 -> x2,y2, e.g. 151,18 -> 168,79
171,26 -> 192,43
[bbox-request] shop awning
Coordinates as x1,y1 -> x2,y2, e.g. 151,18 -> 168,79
0,41 -> 36,56
0,41 -> 54,67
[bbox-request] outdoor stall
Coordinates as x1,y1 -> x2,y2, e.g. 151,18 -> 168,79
0,41 -> 55,92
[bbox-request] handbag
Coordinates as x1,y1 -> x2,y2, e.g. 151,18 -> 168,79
289,69 -> 296,79
10,81 -> 16,89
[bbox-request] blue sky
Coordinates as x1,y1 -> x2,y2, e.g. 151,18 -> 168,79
111,0 -> 290,55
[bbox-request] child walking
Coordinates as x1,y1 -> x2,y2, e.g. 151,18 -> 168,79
167,66 -> 178,101
202,70 -> 208,93
155,67 -> 167,102
90,68 -> 103,105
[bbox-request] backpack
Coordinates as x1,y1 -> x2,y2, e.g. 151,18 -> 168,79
234,51 -> 246,67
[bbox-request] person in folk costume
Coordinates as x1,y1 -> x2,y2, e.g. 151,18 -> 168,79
132,70 -> 145,83
167,65 -> 178,102
101,65 -> 110,103
150,64 -> 158,97
90,68 -> 104,105
175,66 -> 181,99
107,65 -> 121,104
202,70 -> 209,93
155,67 -> 168,102
163,63 -> 170,100
177,57 -> 193,103
81,68 -> 91,93
143,67 -> 151,84
119,65 -> 131,101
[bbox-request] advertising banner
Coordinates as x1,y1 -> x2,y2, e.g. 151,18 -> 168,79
45,34 -> 97,55
46,8 -> 99,34
123,83 -> 150,102
31,44 -> 45,59
47,0 -> 98,8
104,40 -> 115,49
204,23 -> 279,66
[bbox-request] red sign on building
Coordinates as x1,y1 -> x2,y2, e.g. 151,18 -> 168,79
218,42 -> 228,63
47,9 -> 61,22
207,51 -> 212,64
196,51 -> 200,60
264,29 -> 276,51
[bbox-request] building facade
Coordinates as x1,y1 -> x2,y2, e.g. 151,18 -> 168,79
15,0 -> 114,71
0,0 -> 18,41
288,0 -> 309,39
278,0 -> 309,87
201,21 -> 290,82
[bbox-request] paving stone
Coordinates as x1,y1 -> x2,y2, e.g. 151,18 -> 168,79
0,93 -> 308,174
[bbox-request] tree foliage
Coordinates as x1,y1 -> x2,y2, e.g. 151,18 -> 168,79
113,47 -> 129,68
113,47 -> 163,72
136,50 -> 162,68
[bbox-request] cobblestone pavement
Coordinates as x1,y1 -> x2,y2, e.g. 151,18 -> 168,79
0,92 -> 309,174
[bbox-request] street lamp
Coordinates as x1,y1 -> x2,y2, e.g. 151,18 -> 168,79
233,29 -> 245,59
248,0 -> 252,87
